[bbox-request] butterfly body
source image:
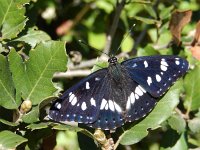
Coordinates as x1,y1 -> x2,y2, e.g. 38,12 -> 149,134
49,55 -> 189,130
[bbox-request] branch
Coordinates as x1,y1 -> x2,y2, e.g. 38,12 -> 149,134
53,70 -> 91,78
103,0 -> 126,54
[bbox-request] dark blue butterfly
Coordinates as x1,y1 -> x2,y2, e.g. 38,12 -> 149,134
49,55 -> 189,130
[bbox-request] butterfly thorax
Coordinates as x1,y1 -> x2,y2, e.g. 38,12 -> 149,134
108,57 -> 123,82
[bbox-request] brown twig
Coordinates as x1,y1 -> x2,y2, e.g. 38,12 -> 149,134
103,0 -> 126,55
53,69 -> 91,78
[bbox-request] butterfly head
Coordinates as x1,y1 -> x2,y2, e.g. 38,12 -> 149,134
108,56 -> 118,65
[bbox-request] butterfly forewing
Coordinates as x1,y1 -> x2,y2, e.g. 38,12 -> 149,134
122,55 -> 189,97
49,69 -> 108,124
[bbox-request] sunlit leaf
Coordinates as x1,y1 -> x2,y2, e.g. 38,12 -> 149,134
184,64 -> 200,111
88,32 -> 106,50
121,35 -> 134,52
168,113 -> 186,133
0,55 -> 17,109
9,41 -> 67,105
13,28 -> 51,47
26,122 -> 51,131
134,16 -> 161,25
188,117 -> 200,133
0,131 -> 27,149
0,0 -> 29,39
0,119 -> 19,126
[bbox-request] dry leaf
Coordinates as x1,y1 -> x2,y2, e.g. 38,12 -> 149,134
190,46 -> 200,60
56,20 -> 74,36
191,20 -> 200,46
169,10 -> 192,45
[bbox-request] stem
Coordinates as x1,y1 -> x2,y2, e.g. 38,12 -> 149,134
103,0 -> 126,55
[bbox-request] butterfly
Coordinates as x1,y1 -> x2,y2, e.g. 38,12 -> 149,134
49,55 -> 189,130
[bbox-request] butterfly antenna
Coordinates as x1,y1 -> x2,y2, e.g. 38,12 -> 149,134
78,40 -> 109,57
115,24 -> 136,54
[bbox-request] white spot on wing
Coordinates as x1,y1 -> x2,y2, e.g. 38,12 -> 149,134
138,85 -> 146,93
69,93 -> 75,102
135,86 -> 143,96
147,76 -> 152,86
126,97 -> 131,110
156,74 -> 161,82
105,103 -> 109,110
100,99 -> 107,110
86,82 -> 90,89
132,63 -> 137,68
161,59 -> 168,66
135,94 -> 139,99
95,77 -> 100,81
55,102 -> 61,109
71,96 -> 77,105
114,102 -> 122,112
130,92 -> 135,104
90,98 -> 96,107
81,102 -> 87,111
160,59 -> 168,71
161,65 -> 167,71
175,60 -> 180,65
144,61 -> 148,68
108,100 -> 115,111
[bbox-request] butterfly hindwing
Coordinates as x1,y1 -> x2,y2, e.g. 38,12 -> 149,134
123,80 -> 157,122
122,55 -> 189,97
87,77 -> 125,130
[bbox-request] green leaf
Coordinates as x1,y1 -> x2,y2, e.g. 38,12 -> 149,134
0,131 -> 27,149
131,0 -> 151,4
144,5 -> 157,19
88,32 -> 106,50
53,124 -> 83,132
134,16 -> 161,25
168,113 -> 186,133
8,48 -> 25,106
52,124 -> 94,139
137,44 -> 158,56
9,41 -> 67,105
22,105 -> 39,123
26,122 -> 51,131
184,64 -> 200,111
159,6 -> 174,20
188,117 -> 200,133
95,1 -> 114,13
160,132 -> 187,150
0,54 -> 17,109
0,119 -> 19,126
0,0 -> 29,39
119,81 -> 182,145
13,28 -> 51,47
121,35 -> 134,52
